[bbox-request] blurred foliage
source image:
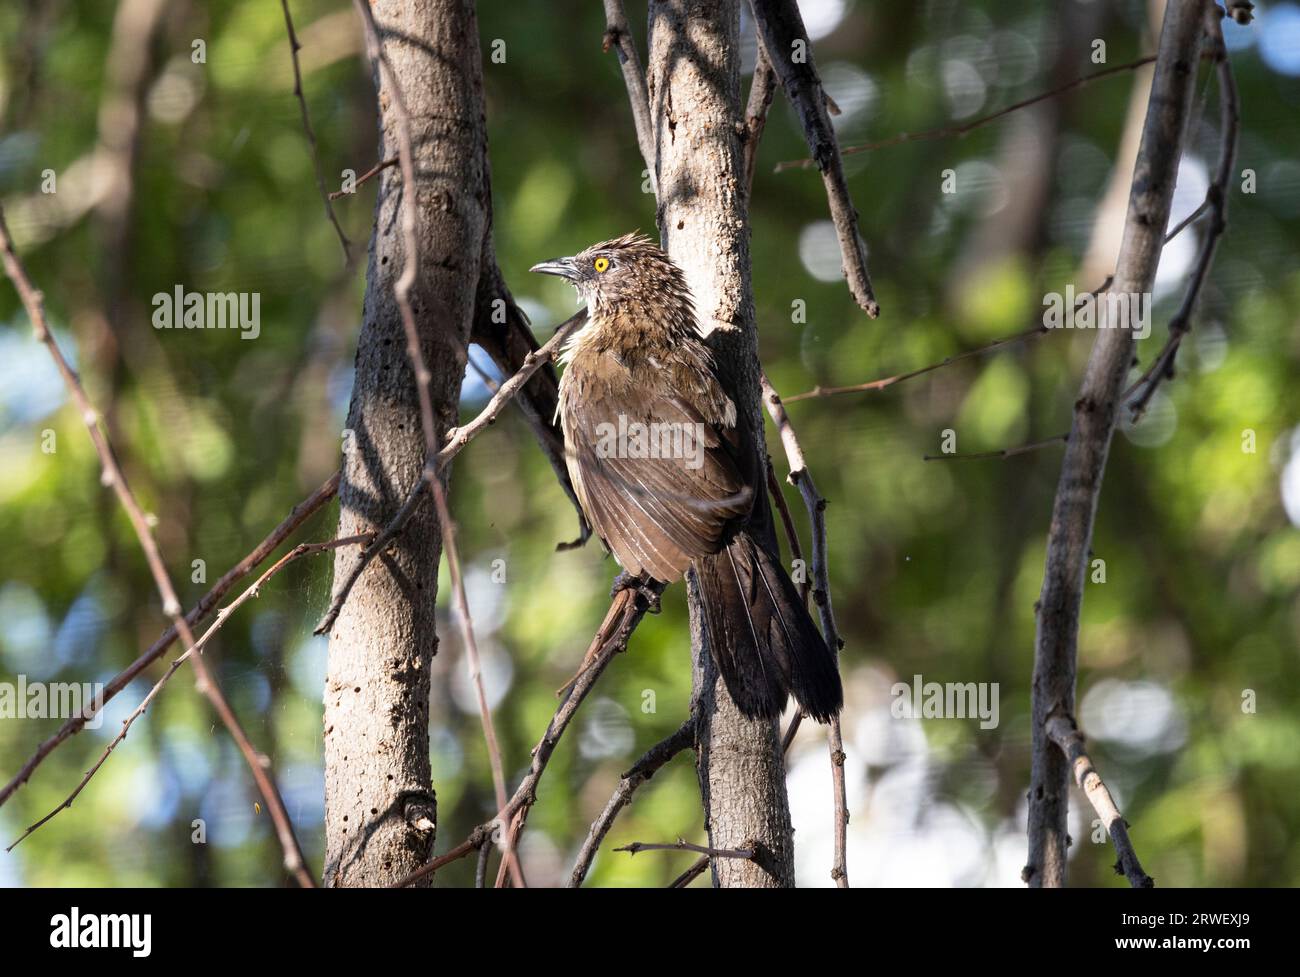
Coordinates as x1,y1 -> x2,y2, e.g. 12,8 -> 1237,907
0,0 -> 1298,888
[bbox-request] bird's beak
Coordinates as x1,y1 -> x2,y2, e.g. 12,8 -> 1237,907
529,256 -> 580,281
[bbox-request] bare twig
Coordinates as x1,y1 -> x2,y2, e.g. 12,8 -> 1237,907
1162,197 -> 1209,247
7,533 -> 370,852
568,718 -> 696,887
392,584 -> 660,888
669,857 -> 711,888
616,839 -> 755,860
760,374 -> 849,887
782,164 -> 1224,410
424,478 -> 524,887
313,308 -> 587,636
1045,714 -> 1153,887
474,836 -> 492,888
492,809 -> 524,888
329,156 -> 397,200
1126,10 -> 1238,421
775,56 -> 1158,172
1026,1 -> 1206,889
395,824 -> 495,884
742,4 -> 778,199
779,208 -> 1202,407
0,205 -> 316,887
350,0 -> 429,454
783,277 -> 1116,404
751,0 -> 879,317
790,325 -> 1052,404
280,0 -> 351,263
602,0 -> 657,197
766,459 -> 809,603
924,433 -> 1069,462
440,311 -> 586,466
472,251 -> 590,547
781,711 -> 806,752
0,470 -> 340,810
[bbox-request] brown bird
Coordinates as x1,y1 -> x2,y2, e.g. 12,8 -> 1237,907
531,233 -> 842,722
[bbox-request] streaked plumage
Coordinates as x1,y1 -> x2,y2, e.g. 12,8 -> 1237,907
533,234 -> 842,722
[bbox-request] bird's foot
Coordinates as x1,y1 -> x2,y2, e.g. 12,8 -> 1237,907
610,571 -> 661,614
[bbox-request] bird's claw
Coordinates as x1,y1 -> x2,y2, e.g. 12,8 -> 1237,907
611,571 -> 661,614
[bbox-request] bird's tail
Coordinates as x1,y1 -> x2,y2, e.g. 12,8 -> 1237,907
693,531 -> 843,723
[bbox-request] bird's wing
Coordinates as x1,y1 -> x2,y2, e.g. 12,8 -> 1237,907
562,361 -> 753,582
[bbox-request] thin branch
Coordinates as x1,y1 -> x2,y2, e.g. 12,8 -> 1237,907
790,325 -> 1051,404
781,711 -> 806,752
774,56 -> 1158,172
391,584 -> 661,888
1126,11 -> 1238,421
567,718 -> 696,887
0,205 -> 316,888
472,253 -> 590,548
751,0 -> 879,317
7,533 -> 370,852
440,312 -> 587,469
280,0 -> 351,263
823,724 -> 849,887
760,373 -> 849,887
778,206 -> 1196,407
742,3 -> 778,199
782,134 -> 1220,410
313,308 -> 588,636
350,0 -> 430,456
396,824 -> 494,883
668,857 -> 711,888
766,458 -> 809,603
1026,0 -> 1206,889
1162,197 -> 1209,247
492,808 -> 525,888
329,156 -> 397,200
602,0 -> 657,197
315,477 -> 422,637
1045,714 -> 1154,888
424,478 -> 524,888
783,277 -> 1115,404
474,836 -> 491,888
0,470 -> 340,811
615,839 -> 755,860
924,433 -> 1069,462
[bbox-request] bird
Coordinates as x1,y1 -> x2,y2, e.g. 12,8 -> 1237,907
531,233 -> 843,722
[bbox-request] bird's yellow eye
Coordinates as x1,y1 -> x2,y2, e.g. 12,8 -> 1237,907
593,257 -> 610,273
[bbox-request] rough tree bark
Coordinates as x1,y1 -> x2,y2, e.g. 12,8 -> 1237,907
648,0 -> 796,888
322,0 -> 487,887
1026,0 -> 1206,888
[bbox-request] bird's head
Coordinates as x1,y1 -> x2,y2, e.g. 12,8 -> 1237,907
530,233 -> 692,319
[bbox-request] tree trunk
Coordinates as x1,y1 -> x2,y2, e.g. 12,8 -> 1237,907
648,0 -> 796,888
322,0 -> 487,887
